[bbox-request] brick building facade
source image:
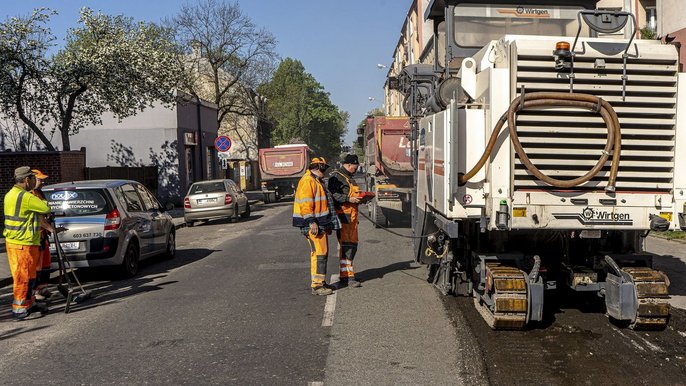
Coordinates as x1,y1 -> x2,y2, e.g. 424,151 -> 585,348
0,150 -> 86,225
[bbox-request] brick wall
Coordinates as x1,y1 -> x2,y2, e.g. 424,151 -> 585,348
0,150 -> 86,227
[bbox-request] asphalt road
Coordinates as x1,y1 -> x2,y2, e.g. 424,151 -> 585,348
0,200 -> 464,385
2,197 -> 686,385
0,202 -> 332,385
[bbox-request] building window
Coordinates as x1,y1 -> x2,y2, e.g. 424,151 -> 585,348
645,6 -> 656,32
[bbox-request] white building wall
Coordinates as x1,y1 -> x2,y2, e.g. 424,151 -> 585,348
657,0 -> 686,36
65,102 -> 183,202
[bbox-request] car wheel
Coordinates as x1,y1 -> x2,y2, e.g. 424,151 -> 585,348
164,231 -> 176,259
231,204 -> 239,223
186,221 -> 195,227
240,203 -> 251,219
120,242 -> 140,278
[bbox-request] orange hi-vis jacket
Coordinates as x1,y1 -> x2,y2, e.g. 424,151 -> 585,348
292,170 -> 336,229
329,168 -> 360,224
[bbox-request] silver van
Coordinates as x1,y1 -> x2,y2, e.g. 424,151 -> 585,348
43,180 -> 175,277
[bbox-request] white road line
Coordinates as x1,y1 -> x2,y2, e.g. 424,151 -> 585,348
322,274 -> 339,327
308,382 -> 324,386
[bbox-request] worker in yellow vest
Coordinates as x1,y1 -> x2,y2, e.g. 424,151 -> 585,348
3,166 -> 52,320
328,154 -> 362,287
293,157 -> 341,295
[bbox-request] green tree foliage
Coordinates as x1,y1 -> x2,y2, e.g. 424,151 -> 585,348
0,8 -> 182,151
259,58 -> 347,160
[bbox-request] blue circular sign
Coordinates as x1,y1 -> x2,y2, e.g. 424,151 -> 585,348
214,136 -> 232,152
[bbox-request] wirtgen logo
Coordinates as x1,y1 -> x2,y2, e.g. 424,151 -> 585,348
498,7 -> 551,18
517,6 -> 550,16
553,207 -> 633,226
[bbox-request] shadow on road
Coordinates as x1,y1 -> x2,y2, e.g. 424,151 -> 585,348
356,260 -> 418,282
0,247 -> 218,320
190,214 -> 264,227
652,253 -> 686,296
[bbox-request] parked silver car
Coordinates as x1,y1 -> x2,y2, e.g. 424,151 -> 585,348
183,179 -> 250,226
43,180 -> 175,277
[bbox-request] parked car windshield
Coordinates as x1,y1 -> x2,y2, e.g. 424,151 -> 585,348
189,182 -> 225,194
46,189 -> 111,216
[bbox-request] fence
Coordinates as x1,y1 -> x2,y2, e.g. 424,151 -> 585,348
85,166 -> 159,196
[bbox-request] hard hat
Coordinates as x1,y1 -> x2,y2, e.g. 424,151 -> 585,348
310,157 -> 329,166
31,169 -> 49,180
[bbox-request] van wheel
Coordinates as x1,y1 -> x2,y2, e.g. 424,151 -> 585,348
240,203 -> 251,219
120,243 -> 140,278
163,231 -> 175,259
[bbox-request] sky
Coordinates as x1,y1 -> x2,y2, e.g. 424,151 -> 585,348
2,0 -> 411,146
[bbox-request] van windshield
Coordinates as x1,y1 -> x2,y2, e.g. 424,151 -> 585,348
453,4 -> 588,48
46,189 -> 111,216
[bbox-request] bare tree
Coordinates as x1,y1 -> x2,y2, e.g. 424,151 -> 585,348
169,0 -> 278,160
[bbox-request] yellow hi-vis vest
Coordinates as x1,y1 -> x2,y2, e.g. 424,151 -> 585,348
3,186 -> 51,246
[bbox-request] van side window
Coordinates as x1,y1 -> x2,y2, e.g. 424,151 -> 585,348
119,184 -> 144,212
135,184 -> 158,211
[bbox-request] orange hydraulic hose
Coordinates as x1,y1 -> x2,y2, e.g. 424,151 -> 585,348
458,92 -> 621,191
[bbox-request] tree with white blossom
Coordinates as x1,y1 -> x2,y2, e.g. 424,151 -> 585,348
0,8 -> 183,151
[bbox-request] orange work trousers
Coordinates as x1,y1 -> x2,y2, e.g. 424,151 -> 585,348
6,243 -> 39,316
306,231 -> 329,288
35,237 -> 51,291
337,217 -> 359,280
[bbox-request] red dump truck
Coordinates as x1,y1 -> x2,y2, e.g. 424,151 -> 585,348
361,116 -> 413,227
258,144 -> 310,203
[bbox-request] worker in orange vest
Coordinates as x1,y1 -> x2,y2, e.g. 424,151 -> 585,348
293,157 -> 341,295
328,154 -> 362,287
31,169 -> 54,301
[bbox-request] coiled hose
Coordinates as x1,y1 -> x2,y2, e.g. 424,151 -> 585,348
458,92 -> 621,191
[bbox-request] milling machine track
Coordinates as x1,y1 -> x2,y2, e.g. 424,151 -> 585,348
474,263 -> 529,330
623,267 -> 670,330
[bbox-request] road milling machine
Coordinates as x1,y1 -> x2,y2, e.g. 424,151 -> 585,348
396,0 -> 685,330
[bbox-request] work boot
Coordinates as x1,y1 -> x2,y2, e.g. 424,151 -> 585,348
311,286 -> 334,296
323,282 -> 336,290
12,311 -> 30,322
29,301 -> 49,315
37,287 -> 52,299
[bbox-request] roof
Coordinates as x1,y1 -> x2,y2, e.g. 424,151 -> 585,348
42,179 -> 138,190
190,179 -> 229,184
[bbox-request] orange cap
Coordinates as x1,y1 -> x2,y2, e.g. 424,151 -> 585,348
31,169 -> 48,180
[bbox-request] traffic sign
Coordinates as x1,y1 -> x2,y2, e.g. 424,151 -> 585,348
214,136 -> 232,152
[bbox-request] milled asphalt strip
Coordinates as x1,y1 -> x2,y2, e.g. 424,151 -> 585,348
322,274 -> 339,327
